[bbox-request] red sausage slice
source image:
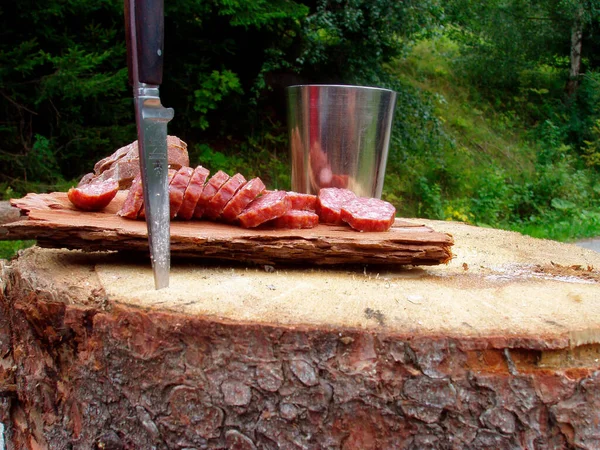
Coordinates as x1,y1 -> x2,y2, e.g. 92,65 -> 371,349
193,170 -> 230,219
287,192 -> 318,212
68,178 -> 119,211
169,166 -> 193,219
340,197 -> 396,232
221,177 -> 266,223
177,165 -> 209,220
203,173 -> 247,220
238,190 -> 291,228
118,176 -> 144,219
269,210 -> 319,229
317,187 -> 357,225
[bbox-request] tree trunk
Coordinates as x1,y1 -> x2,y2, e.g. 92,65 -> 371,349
2,221 -> 600,449
566,6 -> 584,97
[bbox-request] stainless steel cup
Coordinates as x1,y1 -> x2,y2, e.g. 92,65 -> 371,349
286,84 -> 397,198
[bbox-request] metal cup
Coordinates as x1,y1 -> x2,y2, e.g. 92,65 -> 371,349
286,84 -> 397,198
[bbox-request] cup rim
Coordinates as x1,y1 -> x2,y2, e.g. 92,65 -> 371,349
286,84 -> 395,94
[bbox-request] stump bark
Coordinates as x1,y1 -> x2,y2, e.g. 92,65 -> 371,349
2,221 -> 600,449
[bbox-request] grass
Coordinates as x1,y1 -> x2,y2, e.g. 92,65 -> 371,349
388,35 -> 600,243
0,240 -> 35,260
510,210 -> 600,243
396,37 -> 534,174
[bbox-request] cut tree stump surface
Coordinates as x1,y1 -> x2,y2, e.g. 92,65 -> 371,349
2,208 -> 600,447
4,220 -> 600,345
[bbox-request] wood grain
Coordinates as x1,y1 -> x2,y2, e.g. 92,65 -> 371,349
3,238 -> 600,448
4,192 -> 454,266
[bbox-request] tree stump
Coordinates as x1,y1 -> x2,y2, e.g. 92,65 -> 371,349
2,221 -> 600,449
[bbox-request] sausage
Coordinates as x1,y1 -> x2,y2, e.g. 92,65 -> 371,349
316,187 -> 357,225
177,165 -> 209,220
269,210 -> 319,229
286,192 -> 318,212
193,170 -> 230,219
237,190 -> 291,228
203,173 -> 247,220
169,166 -> 194,219
340,197 -> 396,232
221,177 -> 266,222
68,178 -> 119,212
117,175 -> 144,219
87,136 -> 189,189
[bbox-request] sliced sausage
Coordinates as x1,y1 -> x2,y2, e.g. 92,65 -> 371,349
340,197 -> 396,232
221,177 -> 266,223
238,190 -> 291,228
287,192 -> 318,212
317,187 -> 357,225
68,178 -> 119,212
177,165 -> 209,220
269,210 -> 319,229
203,173 -> 247,220
169,166 -> 194,219
118,175 -> 144,219
193,170 -> 230,219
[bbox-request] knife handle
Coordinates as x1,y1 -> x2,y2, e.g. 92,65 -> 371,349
125,0 -> 165,86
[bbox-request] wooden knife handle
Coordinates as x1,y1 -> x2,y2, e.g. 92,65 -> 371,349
125,0 -> 165,85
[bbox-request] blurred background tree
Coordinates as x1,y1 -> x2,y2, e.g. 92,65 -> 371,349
0,0 -> 442,193
3,0 -> 600,245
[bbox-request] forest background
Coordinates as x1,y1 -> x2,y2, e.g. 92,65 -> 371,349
2,0 -> 600,257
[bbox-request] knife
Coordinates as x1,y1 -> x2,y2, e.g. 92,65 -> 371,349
125,0 -> 174,289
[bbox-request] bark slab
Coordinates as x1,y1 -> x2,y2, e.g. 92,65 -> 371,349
4,192 -> 453,267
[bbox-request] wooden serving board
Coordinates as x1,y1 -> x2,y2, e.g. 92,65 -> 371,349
4,191 -> 454,266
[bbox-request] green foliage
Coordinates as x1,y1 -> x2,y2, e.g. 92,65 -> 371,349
193,70 -> 244,130
388,34 -> 600,242
445,0 -> 600,152
446,0 -> 568,93
0,241 -> 35,260
470,169 -> 512,227
216,0 -> 309,27
3,0 -> 600,245
0,0 -> 131,195
298,0 -> 444,84
189,131 -> 291,191
582,119 -> 600,167
415,178 -> 445,220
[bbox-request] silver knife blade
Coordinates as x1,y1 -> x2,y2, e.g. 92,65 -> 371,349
134,86 -> 173,289
126,0 -> 173,289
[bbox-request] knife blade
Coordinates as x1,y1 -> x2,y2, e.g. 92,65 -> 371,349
125,0 -> 173,289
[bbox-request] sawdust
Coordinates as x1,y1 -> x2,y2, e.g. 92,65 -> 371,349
533,262 -> 599,283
